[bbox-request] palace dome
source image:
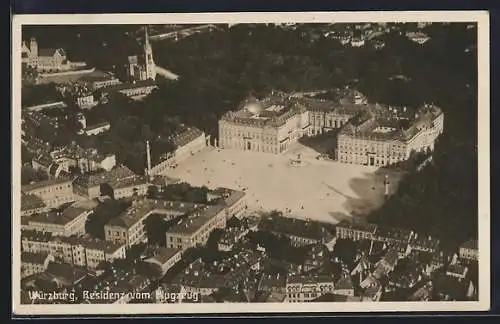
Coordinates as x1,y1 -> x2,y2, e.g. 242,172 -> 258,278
244,96 -> 264,115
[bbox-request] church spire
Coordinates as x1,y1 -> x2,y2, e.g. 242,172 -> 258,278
144,25 -> 150,48
143,25 -> 156,81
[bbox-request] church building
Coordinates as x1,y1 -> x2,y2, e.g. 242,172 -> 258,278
127,26 -> 157,81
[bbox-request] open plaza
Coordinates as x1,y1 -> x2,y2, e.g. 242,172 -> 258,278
164,142 -> 404,224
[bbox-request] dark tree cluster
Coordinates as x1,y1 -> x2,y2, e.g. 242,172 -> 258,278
247,230 -> 309,264
143,213 -> 171,247
85,199 -> 131,239
69,93 -> 181,174
21,83 -> 62,107
21,165 -> 48,185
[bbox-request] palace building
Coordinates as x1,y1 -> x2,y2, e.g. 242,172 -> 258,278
218,90 -> 368,154
218,92 -> 312,154
218,90 -> 444,167
337,104 -> 444,167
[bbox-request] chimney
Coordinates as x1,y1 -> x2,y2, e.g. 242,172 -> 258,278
146,140 -> 152,179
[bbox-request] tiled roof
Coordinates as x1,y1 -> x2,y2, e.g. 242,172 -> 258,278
107,199 -> 199,229
109,176 -> 149,190
21,251 -> 50,264
73,165 -> 135,188
21,178 -> 72,193
460,239 -> 478,250
170,127 -> 204,148
335,275 -> 354,290
38,48 -> 60,57
62,235 -> 125,254
210,187 -> 246,207
146,247 -> 181,265
103,79 -> 157,93
166,204 -> 226,235
336,219 -> 378,234
259,214 -> 331,241
21,192 -> 46,211
314,293 -> 363,302
287,274 -> 335,285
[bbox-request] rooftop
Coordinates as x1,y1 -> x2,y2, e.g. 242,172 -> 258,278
46,262 -> 88,286
146,247 -> 181,265
259,272 -> 286,290
340,104 -> 443,142
313,293 -> 363,302
84,121 -> 111,132
62,235 -> 125,254
73,165 -> 136,188
170,127 -> 204,148
335,275 -> 354,290
28,200 -> 98,226
409,233 -> 440,250
209,187 -> 246,207
447,263 -> 468,276
166,204 -> 226,235
287,274 -> 335,285
21,251 -> 50,264
336,219 -> 378,234
103,79 -> 157,93
38,48 -> 65,57
460,239 -> 478,251
21,178 -> 72,193
21,229 -> 53,242
107,199 -> 199,229
24,101 -> 68,111
51,143 -> 114,164
221,92 -> 307,128
108,175 -> 149,190
376,226 -> 413,243
259,214 -> 332,241
21,192 -> 46,211
78,70 -> 118,83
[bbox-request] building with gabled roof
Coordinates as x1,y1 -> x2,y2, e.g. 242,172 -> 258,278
285,273 -> 335,303
105,199 -> 200,248
23,200 -> 98,237
144,247 -> 182,275
207,187 -> 247,220
459,239 -> 478,261
21,231 -> 127,269
334,273 -> 355,297
21,252 -> 55,279
165,204 -> 227,251
258,213 -> 334,247
21,178 -> 75,209
72,165 -> 136,199
21,192 -> 49,217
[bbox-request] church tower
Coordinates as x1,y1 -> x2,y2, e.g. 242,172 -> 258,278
29,37 -> 38,58
143,26 -> 156,80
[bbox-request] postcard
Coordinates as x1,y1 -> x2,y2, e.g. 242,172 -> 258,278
11,11 -> 490,315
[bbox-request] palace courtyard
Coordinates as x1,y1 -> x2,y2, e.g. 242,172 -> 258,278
164,142 -> 404,224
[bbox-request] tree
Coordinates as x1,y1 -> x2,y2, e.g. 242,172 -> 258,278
21,166 -> 48,185
85,199 -> 131,239
332,239 -> 358,266
143,214 -> 169,246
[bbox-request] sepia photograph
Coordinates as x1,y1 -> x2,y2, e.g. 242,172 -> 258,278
11,11 -> 490,315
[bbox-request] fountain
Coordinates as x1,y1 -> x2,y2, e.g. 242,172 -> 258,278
289,153 -> 309,167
